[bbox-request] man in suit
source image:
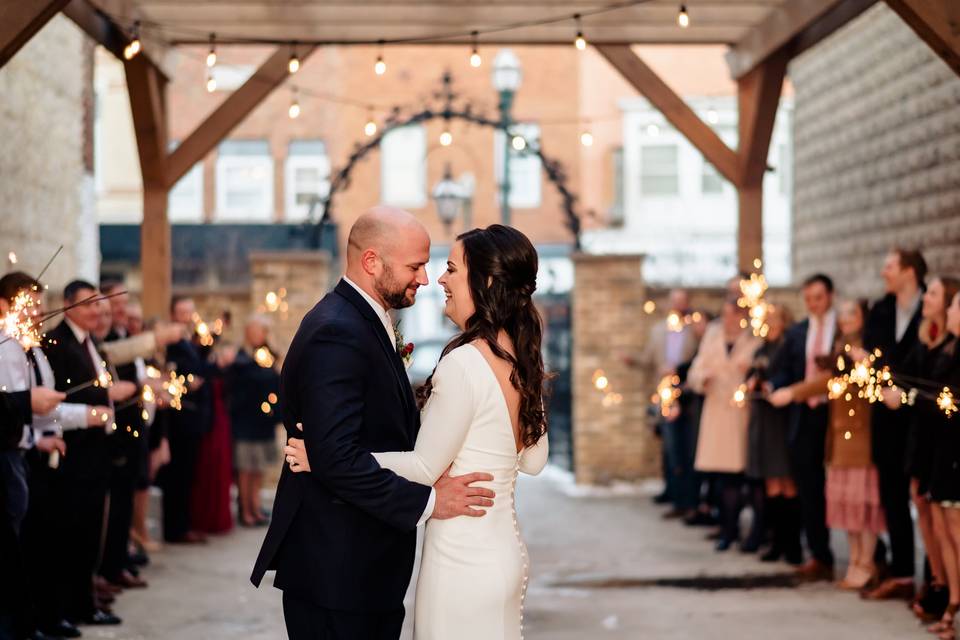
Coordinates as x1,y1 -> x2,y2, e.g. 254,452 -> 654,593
252,207 -> 497,640
861,248 -> 926,601
771,273 -> 837,581
43,280 -> 137,627
159,295 -> 211,544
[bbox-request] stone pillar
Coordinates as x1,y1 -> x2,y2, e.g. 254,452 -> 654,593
249,251 -> 332,356
572,253 -> 660,485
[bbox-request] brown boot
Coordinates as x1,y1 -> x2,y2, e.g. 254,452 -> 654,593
795,559 -> 834,582
861,577 -> 916,601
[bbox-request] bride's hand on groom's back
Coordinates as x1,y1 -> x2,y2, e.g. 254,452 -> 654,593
431,468 -> 495,520
284,435 -> 310,472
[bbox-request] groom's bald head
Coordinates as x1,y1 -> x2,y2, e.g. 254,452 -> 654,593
345,206 -> 431,310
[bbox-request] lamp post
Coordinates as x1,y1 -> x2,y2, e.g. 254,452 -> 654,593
431,163 -> 466,235
492,49 -> 522,227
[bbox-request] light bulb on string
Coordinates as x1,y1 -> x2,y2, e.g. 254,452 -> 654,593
206,72 -> 217,93
123,20 -> 142,60
439,130 -> 453,147
511,135 -> 526,151
580,130 -> 594,147
288,44 -> 300,74
677,5 -> 690,28
364,108 -> 378,136
206,33 -> 217,68
375,40 -> 387,75
707,107 -> 719,124
288,87 -> 301,119
574,14 -> 587,50
470,31 -> 482,67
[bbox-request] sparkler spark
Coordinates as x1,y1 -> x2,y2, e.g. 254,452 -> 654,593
651,374 -> 681,417
737,269 -> 770,337
938,387 -> 957,418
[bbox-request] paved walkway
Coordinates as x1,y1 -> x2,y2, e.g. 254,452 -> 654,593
88,471 -> 928,639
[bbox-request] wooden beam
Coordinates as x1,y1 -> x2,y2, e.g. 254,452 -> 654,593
62,0 -> 170,80
595,44 -> 741,186
165,45 -> 316,188
124,54 -> 171,319
726,0 -> 846,79
792,0 -> 880,58
885,0 -> 960,76
0,0 -> 71,68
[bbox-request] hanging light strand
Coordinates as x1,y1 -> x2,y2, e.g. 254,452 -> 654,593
123,20 -> 142,60
206,32 -> 217,67
374,40 -> 387,75
288,86 -> 301,119
574,14 -> 587,50
677,4 -> 690,28
288,43 -> 301,74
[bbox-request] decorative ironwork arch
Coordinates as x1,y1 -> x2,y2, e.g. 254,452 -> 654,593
307,73 -> 584,249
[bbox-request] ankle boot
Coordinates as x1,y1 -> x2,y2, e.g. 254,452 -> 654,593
760,497 -> 783,562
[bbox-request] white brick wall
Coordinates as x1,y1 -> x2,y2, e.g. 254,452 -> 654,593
0,15 -> 98,290
791,4 -> 960,297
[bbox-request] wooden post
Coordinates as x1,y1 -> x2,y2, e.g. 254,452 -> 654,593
885,0 -> 960,76
124,55 -> 171,320
735,50 -> 788,274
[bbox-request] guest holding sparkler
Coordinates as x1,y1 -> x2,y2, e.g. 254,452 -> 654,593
771,299 -> 885,589
769,274 -> 838,581
744,304 -> 802,563
159,295 -> 212,544
862,248 -> 926,602
687,297 -> 760,551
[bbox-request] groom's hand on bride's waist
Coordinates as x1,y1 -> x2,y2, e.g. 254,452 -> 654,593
431,470 -> 495,520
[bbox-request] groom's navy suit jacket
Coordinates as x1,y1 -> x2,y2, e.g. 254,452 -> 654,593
251,280 -> 431,612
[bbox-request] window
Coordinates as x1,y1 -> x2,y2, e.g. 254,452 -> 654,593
215,140 -> 273,221
494,122 -> 542,209
168,164 -> 204,221
285,140 -> 330,222
608,147 -> 625,225
209,65 -> 255,91
701,160 -> 724,195
380,125 -> 427,208
640,144 -> 679,195
778,143 -> 791,196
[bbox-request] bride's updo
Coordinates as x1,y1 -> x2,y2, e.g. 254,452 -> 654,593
417,224 -> 548,448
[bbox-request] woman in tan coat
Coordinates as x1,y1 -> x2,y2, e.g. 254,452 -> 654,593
688,298 -> 761,550
771,299 -> 884,589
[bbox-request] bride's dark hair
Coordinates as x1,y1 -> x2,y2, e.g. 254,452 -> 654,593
416,224 -> 548,448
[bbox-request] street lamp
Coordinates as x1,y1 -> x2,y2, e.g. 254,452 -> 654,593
492,49 -> 522,227
431,163 -> 466,234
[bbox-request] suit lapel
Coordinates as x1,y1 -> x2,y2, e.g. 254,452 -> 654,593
334,281 -> 417,431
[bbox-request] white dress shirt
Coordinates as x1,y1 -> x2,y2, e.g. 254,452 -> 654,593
896,291 -> 922,343
0,329 -> 35,449
805,309 -> 837,367
29,346 -> 89,437
343,276 -> 435,524
64,317 -> 116,436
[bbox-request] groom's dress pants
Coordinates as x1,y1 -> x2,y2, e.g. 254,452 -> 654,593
282,592 -> 404,640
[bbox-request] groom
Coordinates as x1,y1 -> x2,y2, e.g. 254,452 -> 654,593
251,206 -> 495,639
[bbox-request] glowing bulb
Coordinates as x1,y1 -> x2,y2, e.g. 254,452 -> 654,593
439,131 -> 453,146
288,100 -> 301,119
7,252 -> 16,264
375,56 -> 386,76
646,124 -> 660,137
288,54 -> 300,74
707,108 -> 719,124
364,120 -> 378,136
678,5 -> 690,28
206,74 -> 217,93
511,135 -> 526,151
580,131 -> 594,147
470,51 -> 482,67
575,33 -> 587,50
124,39 -> 141,60
206,50 -> 217,68
643,300 -> 656,314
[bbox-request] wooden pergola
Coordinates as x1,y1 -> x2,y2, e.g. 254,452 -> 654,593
2,0 -> 957,318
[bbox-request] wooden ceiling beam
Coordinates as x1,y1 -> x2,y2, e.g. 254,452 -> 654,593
884,0 -> 960,76
0,0 -> 71,68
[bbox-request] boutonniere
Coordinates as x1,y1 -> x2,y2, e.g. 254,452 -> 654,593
394,321 -> 415,369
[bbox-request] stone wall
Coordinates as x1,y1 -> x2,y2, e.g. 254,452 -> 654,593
0,16 -> 98,290
791,4 -> 960,298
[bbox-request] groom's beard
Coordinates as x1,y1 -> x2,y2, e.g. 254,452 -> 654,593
375,264 -> 416,310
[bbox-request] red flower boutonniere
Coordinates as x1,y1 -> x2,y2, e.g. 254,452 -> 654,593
394,322 -> 415,369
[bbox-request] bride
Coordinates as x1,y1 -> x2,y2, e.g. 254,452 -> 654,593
285,224 -> 549,640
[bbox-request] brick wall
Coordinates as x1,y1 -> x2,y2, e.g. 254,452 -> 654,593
791,4 -> 960,298
0,16 -> 97,290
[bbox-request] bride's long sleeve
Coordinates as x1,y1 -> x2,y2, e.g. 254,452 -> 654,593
373,352 -> 475,486
519,433 -> 549,475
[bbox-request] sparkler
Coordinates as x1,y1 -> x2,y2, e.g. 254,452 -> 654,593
737,267 -> 771,338
262,288 -> 289,314
162,370 -> 189,411
732,383 -> 748,408
652,374 -> 681,416
254,346 -> 276,368
937,387 -> 957,418
1,287 -> 43,349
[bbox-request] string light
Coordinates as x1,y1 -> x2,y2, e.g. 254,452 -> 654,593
206,33 -> 217,68
375,40 -> 387,75
288,44 -> 300,74
511,135 -> 526,151
123,20 -> 142,60
288,87 -> 301,119
677,4 -> 690,28
364,116 -> 378,136
470,31 -> 482,67
574,14 -> 587,50
707,107 -> 719,124
580,130 -> 594,147
439,130 -> 453,146
205,72 -> 217,93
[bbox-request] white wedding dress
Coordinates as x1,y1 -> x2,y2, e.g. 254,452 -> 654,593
374,343 -> 548,640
